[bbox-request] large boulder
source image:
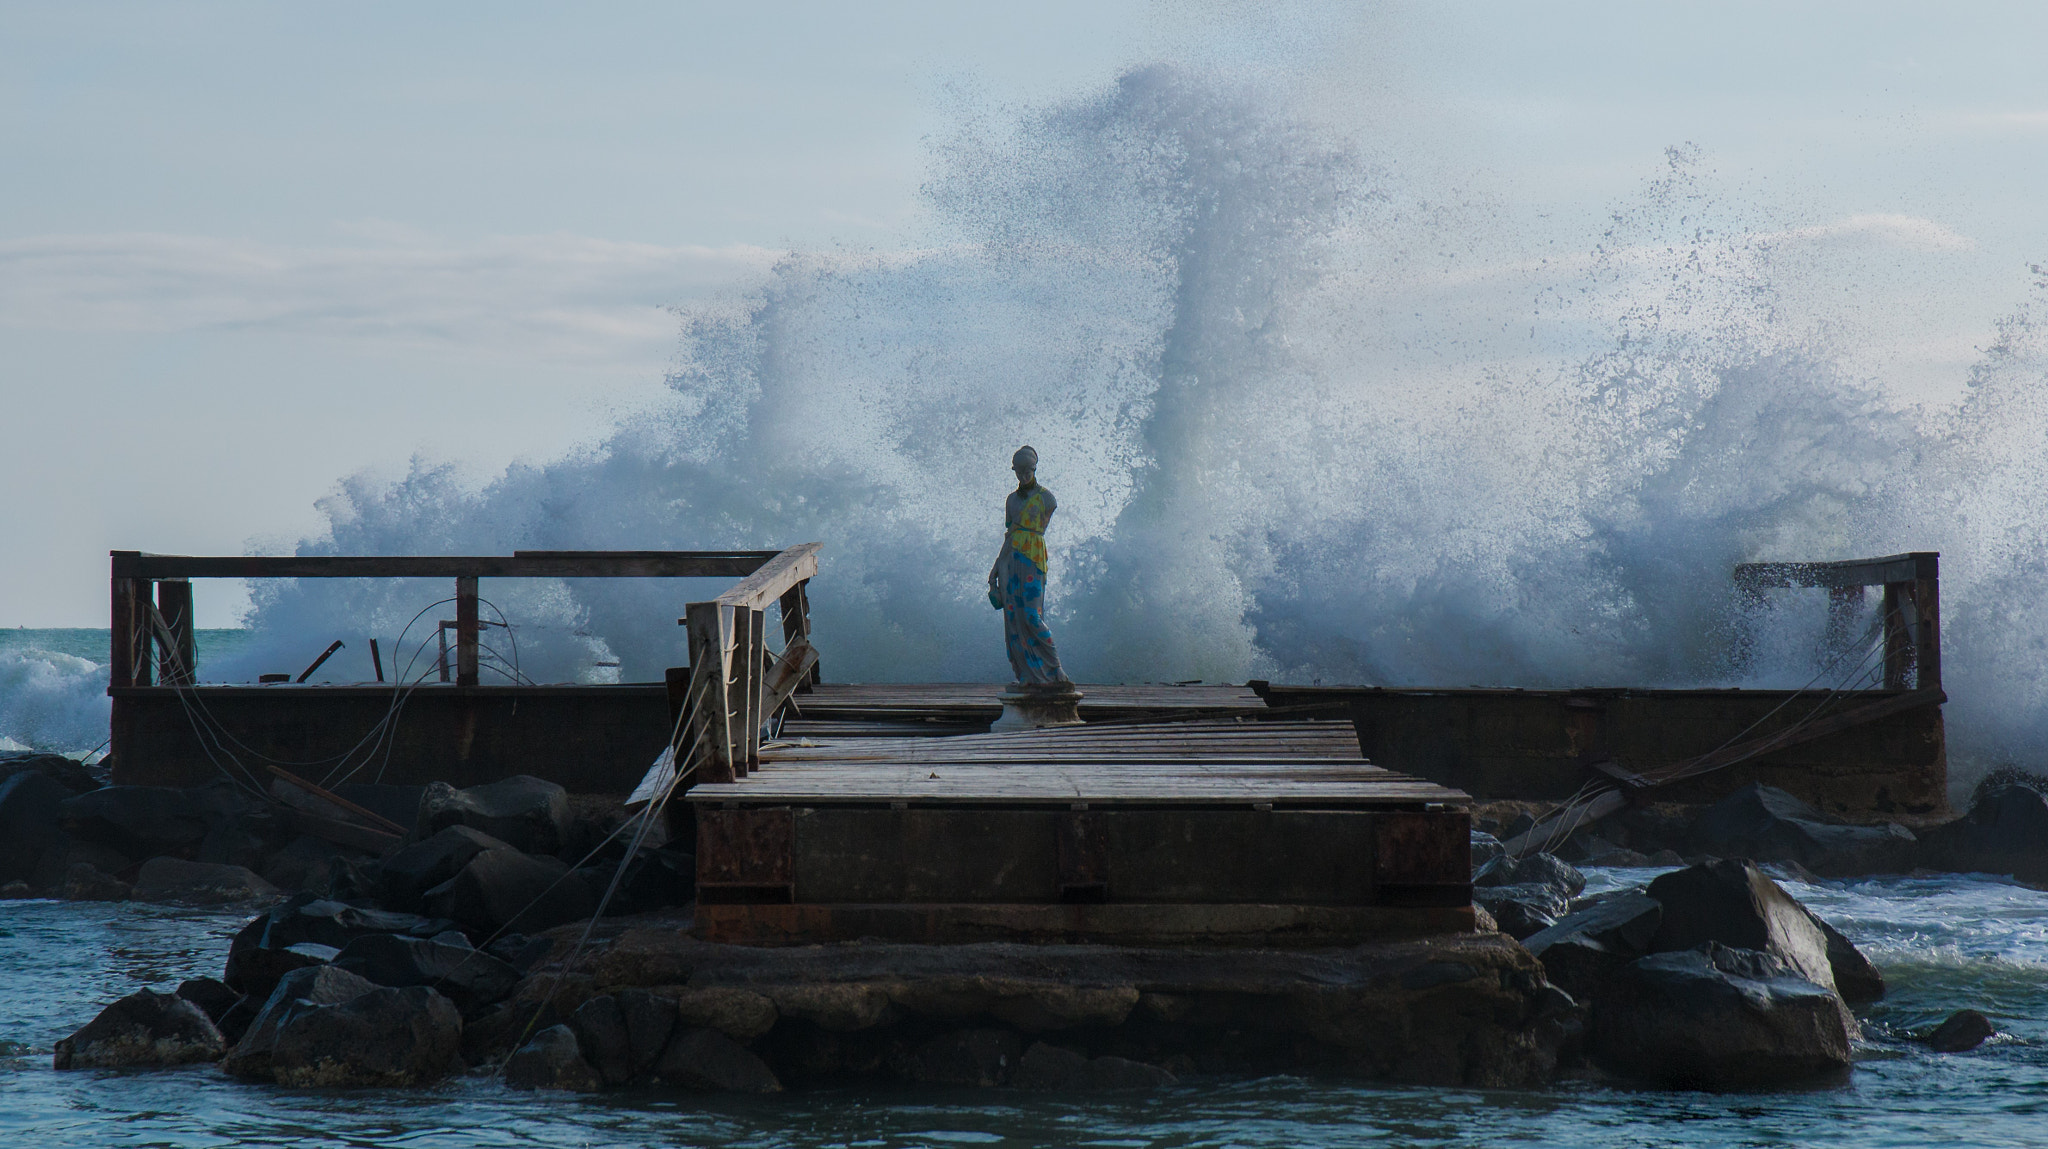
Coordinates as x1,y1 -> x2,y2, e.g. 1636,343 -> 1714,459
417,776 -> 571,856
570,994 -> 634,1085
1919,782 -> 2048,884
58,862 -> 131,902
331,931 -> 521,1016
268,985 -> 464,1087
1473,884 -> 1570,940
653,1027 -> 782,1093
175,978 -> 253,1044
1589,943 -> 1852,1089
28,835 -> 132,893
1686,783 -> 1917,877
222,964 -> 380,1079
131,857 -> 282,906
505,1024 -> 603,1091
1521,889 -> 1663,1003
422,848 -> 598,935
1926,1009 -> 1995,1053
1645,860 -> 1839,995
0,771 -> 73,883
1476,851 -> 1587,897
0,749 -> 102,794
259,835 -> 366,894
53,989 -> 225,1069
59,786 -> 208,856
1801,907 -> 1885,1003
378,826 -> 515,912
616,988 -> 678,1079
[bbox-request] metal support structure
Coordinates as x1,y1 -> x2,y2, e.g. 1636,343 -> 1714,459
1734,551 -> 1940,691
454,575 -> 479,687
154,579 -> 195,686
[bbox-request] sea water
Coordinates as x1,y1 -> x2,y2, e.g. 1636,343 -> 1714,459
1,870 -> 2043,1147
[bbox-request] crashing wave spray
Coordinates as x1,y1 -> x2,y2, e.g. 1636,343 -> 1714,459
14,66 -> 2048,793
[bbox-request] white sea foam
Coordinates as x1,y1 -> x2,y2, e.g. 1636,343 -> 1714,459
11,68 -> 2048,794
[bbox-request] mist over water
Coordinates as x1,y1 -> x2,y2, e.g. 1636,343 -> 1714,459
9,66 -> 2048,792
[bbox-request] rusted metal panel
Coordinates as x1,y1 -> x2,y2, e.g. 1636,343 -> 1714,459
697,806 -> 794,901
1372,810 -> 1471,907
1056,811 -> 1108,902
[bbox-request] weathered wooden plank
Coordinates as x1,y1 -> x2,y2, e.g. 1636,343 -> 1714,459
113,551 -> 782,580
714,542 -> 823,611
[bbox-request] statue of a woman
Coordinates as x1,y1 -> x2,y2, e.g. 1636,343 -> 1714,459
987,445 -> 1069,684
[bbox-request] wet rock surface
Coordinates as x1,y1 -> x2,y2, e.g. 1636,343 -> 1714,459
54,989 -> 225,1070
131,857 -> 281,906
417,775 -> 571,856
423,848 -> 597,935
1686,784 -> 1917,877
506,1024 -> 603,1091
1920,782 -> 2048,884
268,985 -> 464,1087
331,931 -> 521,1015
1589,942 -> 1852,1089
1925,1008 -> 1996,1053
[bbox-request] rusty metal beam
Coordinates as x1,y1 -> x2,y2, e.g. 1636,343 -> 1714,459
110,550 -> 781,580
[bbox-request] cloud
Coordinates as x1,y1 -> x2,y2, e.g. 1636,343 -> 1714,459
0,231 -> 778,363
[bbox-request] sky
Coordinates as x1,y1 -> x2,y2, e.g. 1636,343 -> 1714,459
4,1 -> 2046,626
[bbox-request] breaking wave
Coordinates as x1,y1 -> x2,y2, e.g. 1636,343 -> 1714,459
19,66 -> 2046,792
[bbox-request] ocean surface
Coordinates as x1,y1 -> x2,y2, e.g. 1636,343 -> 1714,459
2,868 -> 2044,1148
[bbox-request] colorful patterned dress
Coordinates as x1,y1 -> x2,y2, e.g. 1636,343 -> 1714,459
993,482 -> 1068,684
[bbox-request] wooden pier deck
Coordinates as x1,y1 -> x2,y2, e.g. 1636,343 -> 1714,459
685,714 -> 1475,947
777,681 -> 1279,739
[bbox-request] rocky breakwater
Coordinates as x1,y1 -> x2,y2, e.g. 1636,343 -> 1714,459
467,929 -> 1580,1093
46,772 -> 695,1088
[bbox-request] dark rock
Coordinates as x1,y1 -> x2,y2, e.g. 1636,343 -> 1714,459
1926,1008 -> 1995,1053
1522,890 -> 1663,1003
486,934 -> 555,974
0,771 -> 72,883
268,985 -> 463,1087
1582,846 -> 1655,867
1476,852 -> 1587,897
28,835 -> 132,893
177,977 -> 256,1045
60,862 -> 130,902
417,775 -> 571,856
1686,783 -> 1917,877
195,812 -> 280,872
1011,1042 -> 1178,1090
653,1027 -> 782,1093
903,1027 -> 1024,1087
59,786 -> 208,855
0,750 -> 101,794
331,932 -> 521,1016
1646,849 -> 1686,867
1800,908 -> 1885,1003
378,825 -> 514,912
1470,830 -> 1506,875
574,847 -> 696,915
570,994 -> 634,1085
505,1024 -> 603,1091
1919,783 -> 2048,884
131,857 -> 282,906
258,835 -> 365,894
0,879 -> 33,899
1589,943 -> 1853,1089
423,848 -> 597,935
616,988 -> 677,1079
1504,812 -> 1537,840
252,895 -> 461,954
1475,891 -> 1559,940
174,977 -> 241,1023
1646,860 -> 1839,994
222,964 -> 380,1079
331,783 -> 425,831
223,941 -> 334,1002
53,988 -> 224,1069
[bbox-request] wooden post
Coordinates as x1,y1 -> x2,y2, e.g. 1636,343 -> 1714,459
109,559 -> 141,690
155,578 -> 195,685
1881,582 -> 1911,690
686,601 -> 738,784
455,575 -> 479,686
1913,571 -> 1941,690
740,607 -> 766,772
779,578 -> 818,688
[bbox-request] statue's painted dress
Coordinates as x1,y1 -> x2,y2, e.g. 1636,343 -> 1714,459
995,483 -> 1067,684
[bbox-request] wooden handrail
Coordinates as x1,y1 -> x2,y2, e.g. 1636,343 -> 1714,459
715,542 -> 823,611
110,550 -> 780,580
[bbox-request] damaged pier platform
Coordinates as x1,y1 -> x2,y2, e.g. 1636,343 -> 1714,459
686,717 -> 1476,947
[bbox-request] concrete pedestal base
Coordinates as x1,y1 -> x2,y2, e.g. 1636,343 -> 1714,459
990,683 -> 1085,732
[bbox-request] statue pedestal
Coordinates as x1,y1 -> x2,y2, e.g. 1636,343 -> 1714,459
990,683 -> 1085,733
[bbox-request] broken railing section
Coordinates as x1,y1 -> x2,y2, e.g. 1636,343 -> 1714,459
675,542 -> 823,786
108,548 -> 785,689
1507,550 -> 1944,857
1734,550 -> 1939,691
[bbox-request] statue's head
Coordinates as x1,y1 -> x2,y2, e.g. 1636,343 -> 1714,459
1012,445 -> 1038,484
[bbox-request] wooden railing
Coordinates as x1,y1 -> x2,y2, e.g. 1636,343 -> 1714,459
1733,550 -> 1939,690
677,541 -> 822,784
107,547 -> 803,690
